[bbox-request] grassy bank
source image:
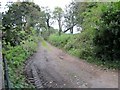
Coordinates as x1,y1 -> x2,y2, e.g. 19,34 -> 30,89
2,31 -> 40,88
48,33 -> 119,70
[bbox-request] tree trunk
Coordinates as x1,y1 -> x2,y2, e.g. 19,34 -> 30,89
70,27 -> 73,34
46,19 -> 50,36
63,24 -> 76,33
58,20 -> 62,36
71,15 -> 74,34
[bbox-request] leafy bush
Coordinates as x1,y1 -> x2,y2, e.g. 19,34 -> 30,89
93,2 -> 120,64
48,34 -> 71,48
4,45 -> 26,67
41,27 -> 58,40
68,48 -> 81,57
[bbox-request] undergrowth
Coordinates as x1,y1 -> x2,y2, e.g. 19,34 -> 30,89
2,30 -> 40,88
48,33 -> 119,70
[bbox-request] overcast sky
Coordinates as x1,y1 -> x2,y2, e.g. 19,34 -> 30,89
0,0 -> 72,12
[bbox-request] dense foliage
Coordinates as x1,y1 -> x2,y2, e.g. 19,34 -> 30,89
94,2 -> 120,63
2,28 -> 39,88
2,2 -> 44,88
2,2 -> 45,46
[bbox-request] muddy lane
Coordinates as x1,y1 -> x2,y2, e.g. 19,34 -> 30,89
25,42 -> 118,88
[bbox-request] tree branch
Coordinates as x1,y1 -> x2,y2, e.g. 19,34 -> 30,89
63,24 -> 77,33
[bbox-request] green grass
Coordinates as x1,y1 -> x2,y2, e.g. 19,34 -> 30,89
41,38 -> 47,48
40,37 -> 51,51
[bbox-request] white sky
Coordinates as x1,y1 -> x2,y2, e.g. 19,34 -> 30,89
34,0 -> 71,11
0,0 -> 72,12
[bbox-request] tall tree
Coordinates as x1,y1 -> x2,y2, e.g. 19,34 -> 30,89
41,7 -> 52,35
2,2 -> 45,46
63,2 -> 90,33
64,1 -> 77,34
53,7 -> 63,35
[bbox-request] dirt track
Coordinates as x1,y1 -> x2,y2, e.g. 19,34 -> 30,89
25,42 -> 118,88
